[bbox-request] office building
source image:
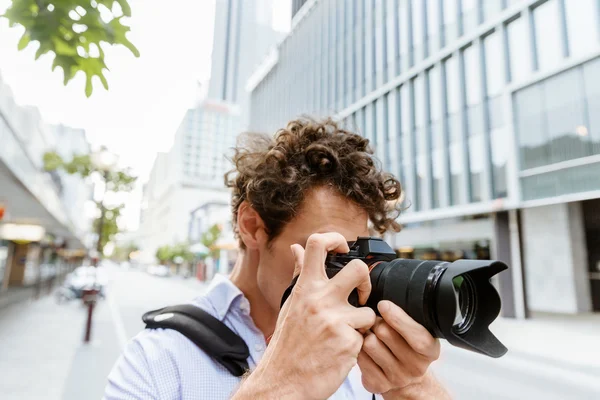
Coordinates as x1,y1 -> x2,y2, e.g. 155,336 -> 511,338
247,0 -> 600,316
137,100 -> 239,263
209,0 -> 283,128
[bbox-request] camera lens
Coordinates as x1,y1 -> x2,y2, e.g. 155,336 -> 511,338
452,275 -> 476,335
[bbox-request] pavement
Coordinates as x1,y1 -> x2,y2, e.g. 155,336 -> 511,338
0,266 -> 599,400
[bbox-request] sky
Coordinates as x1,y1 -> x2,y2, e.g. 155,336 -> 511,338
0,0 -> 291,230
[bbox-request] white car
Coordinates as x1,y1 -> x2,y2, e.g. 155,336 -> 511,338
147,264 -> 170,277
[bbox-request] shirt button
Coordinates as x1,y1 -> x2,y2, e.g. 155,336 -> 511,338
254,343 -> 265,352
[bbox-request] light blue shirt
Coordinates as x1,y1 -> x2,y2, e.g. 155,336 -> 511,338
104,274 -> 378,399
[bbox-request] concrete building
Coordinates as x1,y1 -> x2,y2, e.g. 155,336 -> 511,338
137,100 -> 239,263
247,0 -> 600,317
208,0 -> 283,128
0,73 -> 87,295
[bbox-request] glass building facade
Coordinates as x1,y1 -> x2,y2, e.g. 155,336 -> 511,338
248,0 -> 600,316
249,0 -> 600,214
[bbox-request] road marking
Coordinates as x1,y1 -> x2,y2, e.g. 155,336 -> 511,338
107,286 -> 128,350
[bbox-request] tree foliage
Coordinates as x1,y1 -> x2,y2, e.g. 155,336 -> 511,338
155,243 -> 194,264
43,150 -> 136,253
1,0 -> 139,97
201,223 -> 222,259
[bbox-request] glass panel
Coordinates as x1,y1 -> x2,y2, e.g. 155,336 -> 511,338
543,68 -> 590,163
461,0 -> 479,34
432,149 -> 444,208
533,0 -> 564,72
449,142 -> 466,205
507,17 -> 532,83
445,56 -> 461,114
428,66 -> 443,121
484,30 -> 505,97
515,84 -> 548,169
565,0 -> 599,59
399,0 -> 411,72
482,0 -> 504,22
413,75 -> 425,128
416,154 -> 427,210
443,0 -> 459,44
469,134 -> 484,202
400,85 -> 413,165
412,0 -> 424,63
491,128 -> 508,198
386,0 -> 399,77
427,0 -> 441,55
583,58 -> 600,155
521,163 -> 600,201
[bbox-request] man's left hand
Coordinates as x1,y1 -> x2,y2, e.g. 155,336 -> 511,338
357,300 -> 449,399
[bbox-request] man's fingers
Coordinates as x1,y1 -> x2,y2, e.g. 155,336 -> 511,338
377,301 -> 440,359
357,350 -> 391,394
346,306 -> 377,330
330,259 -> 371,305
299,232 -> 350,283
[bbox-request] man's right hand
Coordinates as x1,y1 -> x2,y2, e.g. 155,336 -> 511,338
233,232 -> 376,400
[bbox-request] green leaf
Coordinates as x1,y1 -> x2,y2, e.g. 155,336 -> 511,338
17,33 -> 30,50
5,0 -> 136,96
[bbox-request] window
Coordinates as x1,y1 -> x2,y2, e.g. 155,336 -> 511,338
443,0 -> 459,43
413,75 -> 427,210
533,0 -> 564,72
386,0 -> 399,78
399,0 -> 411,72
482,0 -> 504,22
583,58 -> 600,156
515,84 -> 547,169
444,56 -> 462,143
429,66 -> 445,208
461,0 -> 479,34
449,143 -> 466,205
507,17 -> 532,83
400,85 -> 413,205
543,68 -> 589,163
431,148 -> 444,208
469,134 -> 484,202
491,128 -> 508,198
484,31 -> 505,130
565,0 -> 599,58
412,0 -> 424,64
426,0 -> 441,55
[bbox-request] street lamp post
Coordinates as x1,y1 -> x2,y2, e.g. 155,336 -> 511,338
83,147 -> 118,343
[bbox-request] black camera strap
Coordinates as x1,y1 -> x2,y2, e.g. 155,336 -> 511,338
142,304 -> 250,377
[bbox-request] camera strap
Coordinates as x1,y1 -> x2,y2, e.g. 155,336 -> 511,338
142,304 -> 250,377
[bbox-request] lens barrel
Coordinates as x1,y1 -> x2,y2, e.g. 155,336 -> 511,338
367,258 -> 508,358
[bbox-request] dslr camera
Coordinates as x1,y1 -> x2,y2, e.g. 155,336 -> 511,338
281,237 -> 508,358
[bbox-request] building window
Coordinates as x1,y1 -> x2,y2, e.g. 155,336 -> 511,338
463,45 -> 484,138
426,0 -> 441,56
413,75 -> 427,210
482,0 -> 504,23
399,0 -> 411,72
564,0 -> 599,59
515,83 -> 547,169
533,0 -> 564,72
583,57 -> 600,156
461,0 -> 479,35
506,17 -> 532,83
412,0 -> 425,64
429,66 -> 444,208
445,56 -> 462,142
543,68 -> 589,164
443,0 -> 459,44
484,30 -> 505,130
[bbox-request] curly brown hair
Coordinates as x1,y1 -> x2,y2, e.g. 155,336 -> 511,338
225,118 -> 402,248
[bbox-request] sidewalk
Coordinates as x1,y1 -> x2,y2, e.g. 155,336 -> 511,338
485,312 -> 600,374
0,293 -> 121,400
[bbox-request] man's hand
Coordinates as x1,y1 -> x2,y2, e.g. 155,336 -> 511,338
233,233 -> 376,400
358,301 -> 450,399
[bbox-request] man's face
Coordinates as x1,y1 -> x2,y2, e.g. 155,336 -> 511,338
255,186 -> 370,312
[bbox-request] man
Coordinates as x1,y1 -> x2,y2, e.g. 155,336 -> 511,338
104,119 -> 450,399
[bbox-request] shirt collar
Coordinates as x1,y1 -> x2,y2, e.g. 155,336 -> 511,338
204,273 -> 246,320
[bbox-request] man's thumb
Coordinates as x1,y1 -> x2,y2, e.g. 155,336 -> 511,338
290,244 -> 304,278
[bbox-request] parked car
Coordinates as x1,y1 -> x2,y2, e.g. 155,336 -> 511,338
147,264 -> 170,277
57,266 -> 108,302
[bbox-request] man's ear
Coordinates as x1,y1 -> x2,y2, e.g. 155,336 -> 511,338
237,201 -> 267,249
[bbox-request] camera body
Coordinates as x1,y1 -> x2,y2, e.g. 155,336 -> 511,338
280,236 -> 509,358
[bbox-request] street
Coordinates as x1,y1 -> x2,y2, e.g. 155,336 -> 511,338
1,267 -> 599,400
